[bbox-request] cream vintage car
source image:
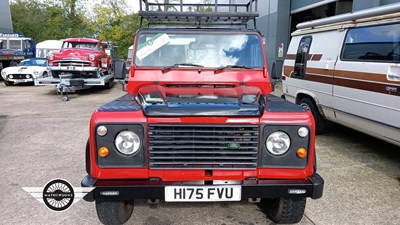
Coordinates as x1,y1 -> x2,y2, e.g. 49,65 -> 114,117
1,58 -> 48,86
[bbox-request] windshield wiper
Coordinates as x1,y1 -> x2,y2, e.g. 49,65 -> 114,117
162,63 -> 204,73
214,65 -> 252,73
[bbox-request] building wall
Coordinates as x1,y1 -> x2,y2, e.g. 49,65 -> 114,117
0,0 -> 13,33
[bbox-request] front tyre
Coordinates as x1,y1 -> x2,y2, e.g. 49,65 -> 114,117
4,80 -> 13,86
261,197 -> 306,224
95,200 -> 134,225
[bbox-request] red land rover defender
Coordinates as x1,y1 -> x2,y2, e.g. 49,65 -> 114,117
82,1 -> 324,224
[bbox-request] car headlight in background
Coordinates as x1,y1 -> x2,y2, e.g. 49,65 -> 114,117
26,74 -> 31,78
115,130 -> 141,155
9,75 -> 13,79
266,131 -> 291,155
89,54 -> 95,61
33,70 -> 39,76
47,53 -> 54,60
1,71 -> 6,76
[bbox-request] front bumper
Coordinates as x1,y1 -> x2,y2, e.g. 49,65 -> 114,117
34,75 -> 113,86
81,173 -> 324,202
5,78 -> 34,83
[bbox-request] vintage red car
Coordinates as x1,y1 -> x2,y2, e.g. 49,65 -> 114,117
47,37 -> 111,77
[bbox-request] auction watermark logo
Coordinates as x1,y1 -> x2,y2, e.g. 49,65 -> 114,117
23,179 -> 94,211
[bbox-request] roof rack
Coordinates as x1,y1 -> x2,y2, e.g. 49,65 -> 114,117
139,0 -> 259,28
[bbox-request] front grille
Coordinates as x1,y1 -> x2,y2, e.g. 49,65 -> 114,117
148,124 -> 259,169
9,74 -> 30,79
52,60 -> 91,67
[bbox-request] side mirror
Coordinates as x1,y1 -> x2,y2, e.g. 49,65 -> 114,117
271,60 -> 283,80
114,60 -> 127,80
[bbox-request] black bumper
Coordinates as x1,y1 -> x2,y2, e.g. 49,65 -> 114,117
81,173 -> 324,202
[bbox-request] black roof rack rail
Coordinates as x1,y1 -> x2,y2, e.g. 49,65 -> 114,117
139,0 -> 259,29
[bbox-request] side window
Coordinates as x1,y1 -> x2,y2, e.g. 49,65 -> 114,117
294,36 -> 312,77
342,23 -> 400,62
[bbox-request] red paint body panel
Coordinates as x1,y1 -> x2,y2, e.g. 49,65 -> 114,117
127,69 -> 272,95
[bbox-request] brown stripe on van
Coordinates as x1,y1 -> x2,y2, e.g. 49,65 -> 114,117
304,73 -> 334,84
283,66 -> 294,77
334,77 -> 400,96
306,67 -> 334,76
307,55 -> 312,60
311,54 -> 322,61
285,54 -> 296,60
334,70 -> 399,85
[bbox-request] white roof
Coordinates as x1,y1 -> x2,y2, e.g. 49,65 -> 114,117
36,40 -> 63,49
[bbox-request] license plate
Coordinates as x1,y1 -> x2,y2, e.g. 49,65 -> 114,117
67,66 -> 75,70
165,186 -> 241,202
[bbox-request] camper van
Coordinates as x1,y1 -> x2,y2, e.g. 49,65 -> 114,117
35,40 -> 63,58
282,4 -> 400,146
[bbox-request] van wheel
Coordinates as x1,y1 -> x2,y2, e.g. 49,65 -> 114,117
261,197 -> 306,224
299,98 -> 326,134
96,200 -> 134,225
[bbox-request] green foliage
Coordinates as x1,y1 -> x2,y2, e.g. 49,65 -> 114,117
10,0 -> 141,59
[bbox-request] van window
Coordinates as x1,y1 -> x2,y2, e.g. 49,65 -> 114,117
342,23 -> 400,62
294,36 -> 312,77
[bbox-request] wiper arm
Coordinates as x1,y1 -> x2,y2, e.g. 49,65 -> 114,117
162,63 -> 204,73
214,65 -> 252,73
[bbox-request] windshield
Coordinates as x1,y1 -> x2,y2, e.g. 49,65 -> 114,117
9,40 -> 22,50
62,42 -> 98,49
19,59 -> 47,67
134,32 -> 264,68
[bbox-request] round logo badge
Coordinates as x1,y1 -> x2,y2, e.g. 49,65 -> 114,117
42,179 -> 75,211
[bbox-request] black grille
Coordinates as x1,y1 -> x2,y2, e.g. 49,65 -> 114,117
9,74 -> 31,79
148,124 -> 259,169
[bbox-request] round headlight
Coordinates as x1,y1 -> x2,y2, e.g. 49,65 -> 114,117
26,74 -> 31,78
33,70 -> 39,75
298,127 -> 309,137
9,75 -> 13,79
1,71 -> 6,76
97,125 -> 108,136
89,54 -> 95,61
47,53 -> 54,60
266,131 -> 291,155
115,130 -> 141,155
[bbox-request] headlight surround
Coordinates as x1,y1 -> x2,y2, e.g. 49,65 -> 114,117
266,131 -> 291,156
115,130 -> 141,155
47,53 -> 54,60
89,54 -> 96,61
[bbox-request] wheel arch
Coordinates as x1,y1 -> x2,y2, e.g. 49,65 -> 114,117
295,91 -> 325,118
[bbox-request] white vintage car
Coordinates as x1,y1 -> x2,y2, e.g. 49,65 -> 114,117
1,58 -> 48,86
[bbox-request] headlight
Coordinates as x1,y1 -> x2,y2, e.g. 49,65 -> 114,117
115,130 -> 141,155
9,75 -> 13,79
26,74 -> 31,78
89,54 -> 95,61
33,70 -> 39,75
1,71 -> 6,76
47,53 -> 54,60
266,131 -> 291,155
298,127 -> 309,137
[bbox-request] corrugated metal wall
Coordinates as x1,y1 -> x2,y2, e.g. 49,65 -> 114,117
0,0 -> 13,33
